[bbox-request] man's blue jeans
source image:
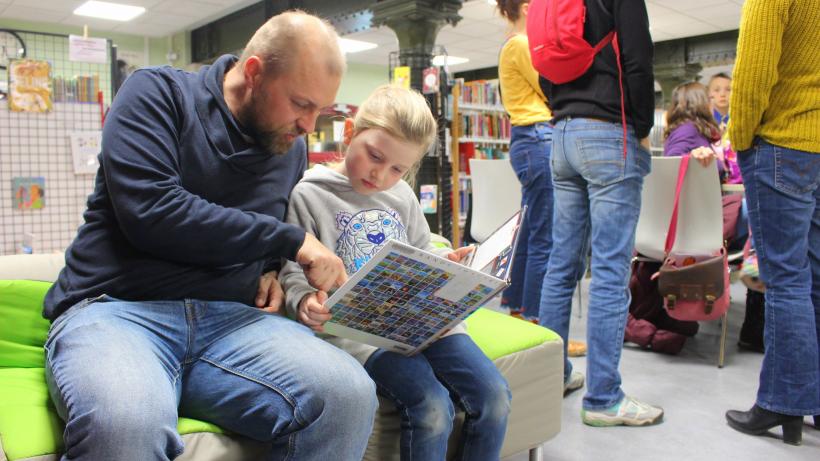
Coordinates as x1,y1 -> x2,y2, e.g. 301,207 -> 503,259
538,118 -> 650,410
364,333 -> 511,461
504,122 -> 554,319
44,296 -> 378,460
738,138 -> 820,416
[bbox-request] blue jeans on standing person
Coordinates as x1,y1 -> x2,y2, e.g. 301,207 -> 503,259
44,296 -> 378,461
538,118 -> 651,410
364,333 -> 511,461
737,138 -> 820,416
504,122 -> 554,319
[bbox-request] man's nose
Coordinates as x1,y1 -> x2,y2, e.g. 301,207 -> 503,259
297,110 -> 320,134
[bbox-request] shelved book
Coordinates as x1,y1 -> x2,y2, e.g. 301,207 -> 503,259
324,208 -> 526,356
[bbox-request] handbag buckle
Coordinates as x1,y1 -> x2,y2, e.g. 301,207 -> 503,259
666,294 -> 676,309
705,295 -> 715,314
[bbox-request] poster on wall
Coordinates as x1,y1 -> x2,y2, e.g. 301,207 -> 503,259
393,66 -> 411,90
69,131 -> 102,174
12,177 -> 45,210
8,59 -> 52,113
69,35 -> 108,64
422,67 -> 439,94
420,184 -> 437,214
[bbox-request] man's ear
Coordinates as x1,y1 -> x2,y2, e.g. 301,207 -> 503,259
343,118 -> 355,146
242,56 -> 264,89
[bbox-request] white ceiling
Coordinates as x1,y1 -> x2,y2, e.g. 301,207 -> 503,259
0,0 -> 745,71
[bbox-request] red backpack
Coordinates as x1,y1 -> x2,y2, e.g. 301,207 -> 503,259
527,0 -> 627,155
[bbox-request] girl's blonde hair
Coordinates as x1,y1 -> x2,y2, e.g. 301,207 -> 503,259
664,82 -> 720,142
352,84 -> 438,185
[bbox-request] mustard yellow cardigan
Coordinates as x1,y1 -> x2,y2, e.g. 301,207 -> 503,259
728,0 -> 820,153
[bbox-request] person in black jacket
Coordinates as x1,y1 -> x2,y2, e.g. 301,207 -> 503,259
41,11 -> 377,460
537,0 -> 663,426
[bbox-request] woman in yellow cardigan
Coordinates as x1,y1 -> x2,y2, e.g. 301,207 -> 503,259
725,0 -> 820,445
496,0 -> 585,394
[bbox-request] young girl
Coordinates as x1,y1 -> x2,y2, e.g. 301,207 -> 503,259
663,82 -> 724,175
279,85 -> 511,460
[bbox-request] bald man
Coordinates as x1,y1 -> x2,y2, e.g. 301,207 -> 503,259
43,11 -> 377,460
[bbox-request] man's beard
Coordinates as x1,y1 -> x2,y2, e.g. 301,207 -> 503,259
237,94 -> 303,155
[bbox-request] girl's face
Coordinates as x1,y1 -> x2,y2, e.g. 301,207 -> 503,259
337,125 -> 423,196
708,77 -> 731,111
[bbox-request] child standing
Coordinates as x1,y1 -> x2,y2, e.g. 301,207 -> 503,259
280,85 -> 511,460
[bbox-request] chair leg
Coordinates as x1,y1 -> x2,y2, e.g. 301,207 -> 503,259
529,445 -> 543,461
718,311 -> 729,368
575,280 -> 583,318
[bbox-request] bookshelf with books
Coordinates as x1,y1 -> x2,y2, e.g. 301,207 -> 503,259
449,78 -> 511,247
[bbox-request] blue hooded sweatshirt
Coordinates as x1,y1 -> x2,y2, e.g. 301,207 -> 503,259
44,55 -> 307,320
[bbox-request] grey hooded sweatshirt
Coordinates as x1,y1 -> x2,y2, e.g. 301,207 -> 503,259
279,164 -> 466,363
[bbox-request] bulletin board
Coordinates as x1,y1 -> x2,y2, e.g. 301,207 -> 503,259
0,30 -> 114,255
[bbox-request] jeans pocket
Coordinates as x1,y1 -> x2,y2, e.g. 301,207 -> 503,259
46,294 -> 111,339
509,147 -> 531,187
774,148 -> 820,195
576,137 -> 625,186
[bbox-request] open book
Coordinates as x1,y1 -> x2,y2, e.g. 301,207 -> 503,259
323,208 -> 526,355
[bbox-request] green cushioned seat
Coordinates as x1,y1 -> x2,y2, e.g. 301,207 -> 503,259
0,281 -> 225,461
465,307 -> 560,361
0,280 -> 559,460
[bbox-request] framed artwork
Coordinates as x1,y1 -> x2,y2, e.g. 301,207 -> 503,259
8,59 -> 52,113
12,177 -> 45,210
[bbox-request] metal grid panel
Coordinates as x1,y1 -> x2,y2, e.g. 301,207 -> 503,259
0,30 -> 112,255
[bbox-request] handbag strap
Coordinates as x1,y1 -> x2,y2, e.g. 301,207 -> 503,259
664,155 -> 691,255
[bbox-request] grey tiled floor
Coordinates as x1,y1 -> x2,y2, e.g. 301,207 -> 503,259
500,280 -> 819,461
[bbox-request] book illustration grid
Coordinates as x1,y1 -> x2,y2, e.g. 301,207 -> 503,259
330,251 -> 495,348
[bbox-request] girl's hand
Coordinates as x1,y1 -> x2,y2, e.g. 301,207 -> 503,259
298,291 -> 331,332
447,245 -> 475,264
690,146 -> 717,167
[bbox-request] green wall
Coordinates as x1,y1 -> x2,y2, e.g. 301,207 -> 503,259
337,62 -> 389,106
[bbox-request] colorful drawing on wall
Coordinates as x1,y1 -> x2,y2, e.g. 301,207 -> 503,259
8,59 -> 53,113
69,131 -> 102,174
12,177 -> 45,210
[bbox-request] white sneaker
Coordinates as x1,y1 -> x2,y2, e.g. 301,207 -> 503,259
581,395 -> 664,426
563,371 -> 585,396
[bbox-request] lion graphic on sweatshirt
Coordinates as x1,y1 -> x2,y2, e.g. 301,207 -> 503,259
335,208 -> 407,274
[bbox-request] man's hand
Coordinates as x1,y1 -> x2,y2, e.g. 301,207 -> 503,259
255,270 -> 284,313
446,245 -> 475,264
298,291 -> 331,332
296,233 -> 348,291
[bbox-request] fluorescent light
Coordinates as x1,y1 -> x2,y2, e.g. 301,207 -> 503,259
338,38 -> 378,54
433,55 -> 470,66
74,1 -> 145,22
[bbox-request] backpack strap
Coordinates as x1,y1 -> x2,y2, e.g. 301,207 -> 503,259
610,32 -> 628,159
664,155 -> 691,255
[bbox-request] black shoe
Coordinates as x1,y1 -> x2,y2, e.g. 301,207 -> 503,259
814,415 -> 819,430
726,405 -> 802,445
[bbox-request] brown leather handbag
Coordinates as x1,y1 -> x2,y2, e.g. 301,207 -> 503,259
656,156 -> 730,321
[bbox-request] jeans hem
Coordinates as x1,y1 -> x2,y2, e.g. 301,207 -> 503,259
582,391 -> 625,412
756,400 -> 820,417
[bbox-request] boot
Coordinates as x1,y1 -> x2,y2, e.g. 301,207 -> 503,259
738,289 -> 764,352
726,405 -> 802,445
